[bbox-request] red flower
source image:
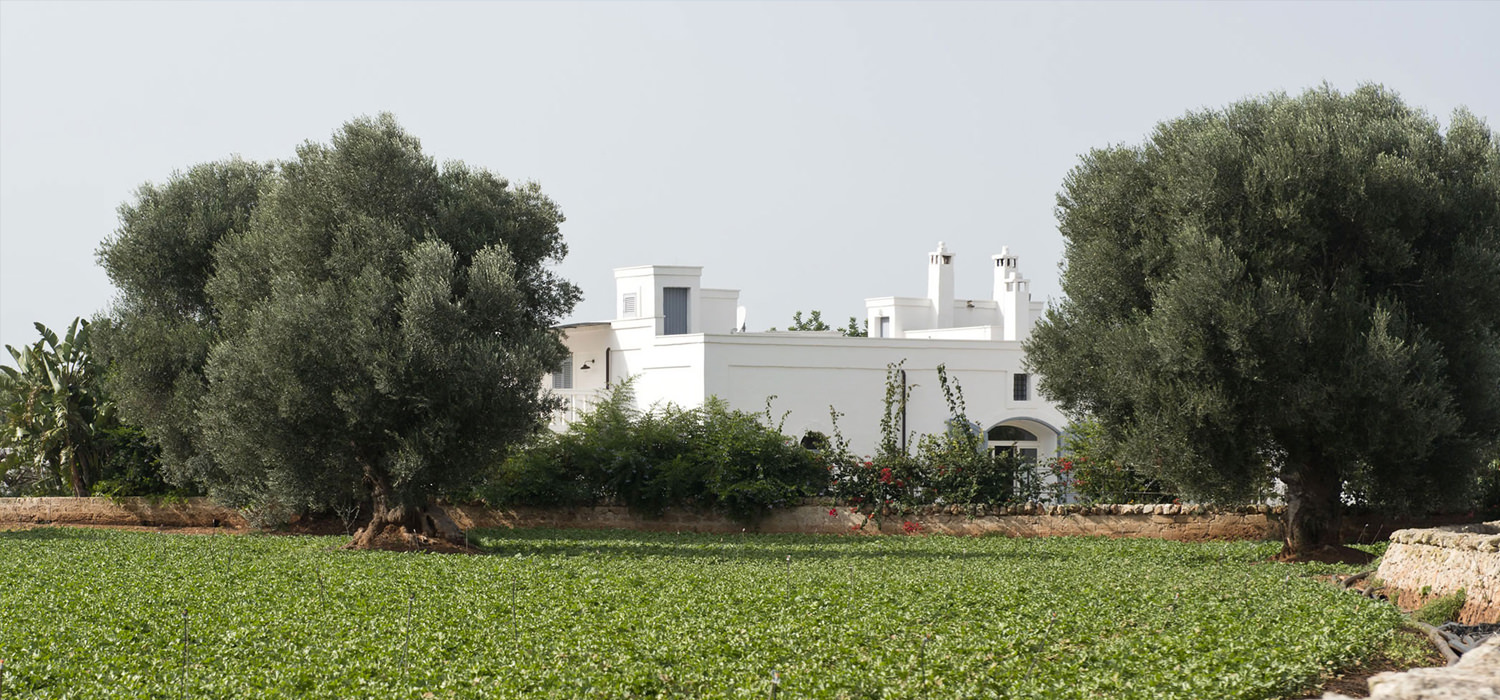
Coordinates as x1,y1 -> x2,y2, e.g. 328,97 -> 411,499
828,508 -> 838,517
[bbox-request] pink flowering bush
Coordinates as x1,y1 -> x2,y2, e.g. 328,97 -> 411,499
826,363 -> 1034,522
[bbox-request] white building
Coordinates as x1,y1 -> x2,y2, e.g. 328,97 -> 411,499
546,243 -> 1070,461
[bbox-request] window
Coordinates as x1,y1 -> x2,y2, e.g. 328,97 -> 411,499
552,353 -> 573,389
1013,373 -> 1029,401
878,316 -> 891,338
622,293 -> 638,318
987,425 -> 1038,442
663,287 -> 689,335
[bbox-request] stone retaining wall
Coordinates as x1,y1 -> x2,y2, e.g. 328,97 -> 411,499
0,497 -> 1482,547
1376,521 -> 1500,624
0,496 -> 247,529
2,497 -> 1278,540
443,503 -> 1281,540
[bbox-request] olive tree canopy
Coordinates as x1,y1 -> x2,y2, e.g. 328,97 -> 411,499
99,115 -> 579,548
1025,85 -> 1500,561
96,158 -> 272,487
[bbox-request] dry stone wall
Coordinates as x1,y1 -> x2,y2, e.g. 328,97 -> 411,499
444,503 -> 1281,540
0,497 -> 1482,548
1377,522 -> 1500,625
0,496 -> 246,529
2,498 -> 1277,539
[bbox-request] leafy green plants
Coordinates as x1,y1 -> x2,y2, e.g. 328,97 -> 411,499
1413,589 -> 1467,626
2,320 -> 178,499
483,381 -> 824,523
89,424 -> 176,498
1,319 -> 111,496
0,528 -> 1409,699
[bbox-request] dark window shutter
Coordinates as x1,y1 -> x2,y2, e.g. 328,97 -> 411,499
663,287 -> 690,335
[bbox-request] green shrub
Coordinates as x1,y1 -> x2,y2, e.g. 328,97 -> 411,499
481,381 -> 824,523
1476,459 -> 1500,516
693,398 -> 825,522
484,436 -> 594,507
1046,418 -> 1175,504
90,424 -> 183,497
1413,589 -> 1466,626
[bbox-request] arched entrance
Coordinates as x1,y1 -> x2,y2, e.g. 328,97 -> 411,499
985,418 -> 1062,464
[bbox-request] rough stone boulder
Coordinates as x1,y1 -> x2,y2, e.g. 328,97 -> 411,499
1323,635 -> 1500,699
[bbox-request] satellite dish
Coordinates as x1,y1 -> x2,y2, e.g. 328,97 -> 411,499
735,306 -> 747,333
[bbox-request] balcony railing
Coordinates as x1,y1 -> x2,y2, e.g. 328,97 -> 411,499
549,388 -> 607,431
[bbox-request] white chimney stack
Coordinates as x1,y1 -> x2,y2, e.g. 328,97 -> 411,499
928,241 -> 955,328
993,247 -> 1028,341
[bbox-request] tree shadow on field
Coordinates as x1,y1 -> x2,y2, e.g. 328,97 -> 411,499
0,526 -> 113,542
469,528 -> 1060,564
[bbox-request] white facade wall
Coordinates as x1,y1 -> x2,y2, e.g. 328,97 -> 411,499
702,333 -> 1064,456
547,244 -> 1069,457
699,288 -> 741,335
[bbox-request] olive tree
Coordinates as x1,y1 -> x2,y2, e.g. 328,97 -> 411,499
99,115 -> 578,548
1025,85 -> 1500,561
95,158 -> 271,487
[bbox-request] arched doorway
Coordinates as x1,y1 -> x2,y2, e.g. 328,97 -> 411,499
987,424 -> 1040,464
985,418 -> 1062,464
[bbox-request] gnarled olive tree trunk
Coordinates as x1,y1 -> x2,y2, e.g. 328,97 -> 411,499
1278,457 -> 1370,564
346,463 -> 466,551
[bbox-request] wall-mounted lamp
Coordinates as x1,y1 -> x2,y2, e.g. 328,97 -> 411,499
579,359 -> 595,370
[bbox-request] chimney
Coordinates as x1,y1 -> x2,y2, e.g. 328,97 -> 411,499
928,241 -> 954,328
993,247 -> 1028,341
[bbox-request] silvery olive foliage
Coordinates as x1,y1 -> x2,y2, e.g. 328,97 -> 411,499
1026,84 -> 1500,554
98,115 -> 578,519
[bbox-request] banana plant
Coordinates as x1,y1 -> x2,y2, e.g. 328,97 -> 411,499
1,318 -> 110,496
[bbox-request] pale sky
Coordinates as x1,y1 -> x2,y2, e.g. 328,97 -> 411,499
2,1 -> 1498,351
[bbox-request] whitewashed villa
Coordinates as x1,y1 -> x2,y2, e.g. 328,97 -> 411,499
546,243 -> 1069,461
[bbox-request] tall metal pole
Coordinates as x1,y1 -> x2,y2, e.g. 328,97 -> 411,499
899,369 -> 908,454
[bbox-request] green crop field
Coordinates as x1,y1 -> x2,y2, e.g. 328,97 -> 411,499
0,527 -> 1408,699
